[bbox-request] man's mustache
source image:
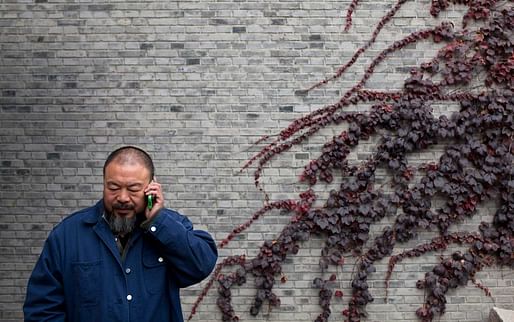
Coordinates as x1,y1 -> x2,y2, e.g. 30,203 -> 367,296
113,203 -> 135,210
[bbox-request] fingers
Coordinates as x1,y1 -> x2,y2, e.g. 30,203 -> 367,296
145,181 -> 163,201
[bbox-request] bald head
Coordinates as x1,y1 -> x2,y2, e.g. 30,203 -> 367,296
103,146 -> 155,180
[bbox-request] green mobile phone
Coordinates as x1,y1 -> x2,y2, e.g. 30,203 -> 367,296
147,194 -> 154,210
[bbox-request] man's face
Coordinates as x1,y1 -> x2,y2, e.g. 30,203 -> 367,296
103,161 -> 151,220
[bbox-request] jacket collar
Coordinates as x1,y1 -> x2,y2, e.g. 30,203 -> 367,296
82,199 -> 105,224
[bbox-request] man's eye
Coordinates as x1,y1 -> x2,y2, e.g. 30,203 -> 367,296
109,187 -> 120,191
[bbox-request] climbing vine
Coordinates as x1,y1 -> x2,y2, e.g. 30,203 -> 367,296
190,0 -> 513,321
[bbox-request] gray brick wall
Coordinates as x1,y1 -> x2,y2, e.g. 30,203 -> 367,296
0,0 -> 512,321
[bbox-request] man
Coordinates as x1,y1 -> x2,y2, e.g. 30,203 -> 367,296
24,146 -> 218,322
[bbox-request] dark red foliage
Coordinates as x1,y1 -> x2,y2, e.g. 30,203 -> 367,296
430,0 -> 499,27
313,277 -> 336,322
189,3 -> 514,322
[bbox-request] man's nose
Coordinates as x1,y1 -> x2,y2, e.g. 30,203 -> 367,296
117,189 -> 130,203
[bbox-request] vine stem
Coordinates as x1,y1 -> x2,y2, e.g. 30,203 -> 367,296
308,0 -> 411,92
241,134 -> 279,153
344,0 -> 360,31
187,255 -> 247,321
218,199 -> 297,249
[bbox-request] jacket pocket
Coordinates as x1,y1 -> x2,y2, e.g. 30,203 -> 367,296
72,260 -> 101,306
142,250 -> 166,294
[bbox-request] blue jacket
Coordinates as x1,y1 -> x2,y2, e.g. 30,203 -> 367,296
24,200 -> 218,322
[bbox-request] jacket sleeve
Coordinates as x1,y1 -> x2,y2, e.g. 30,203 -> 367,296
144,210 -> 218,288
23,231 -> 66,322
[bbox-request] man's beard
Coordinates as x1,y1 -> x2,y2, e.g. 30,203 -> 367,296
105,204 -> 139,235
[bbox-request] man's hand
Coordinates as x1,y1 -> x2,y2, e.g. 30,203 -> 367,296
144,178 -> 164,220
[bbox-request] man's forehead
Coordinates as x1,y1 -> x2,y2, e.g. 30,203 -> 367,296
105,178 -> 145,186
104,161 -> 151,179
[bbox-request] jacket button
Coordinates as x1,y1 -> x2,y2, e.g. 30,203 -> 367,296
127,294 -> 133,301
158,257 -> 164,263
150,226 -> 157,232
125,268 -> 131,274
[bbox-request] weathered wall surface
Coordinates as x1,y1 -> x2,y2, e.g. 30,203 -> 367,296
1,0 -> 512,321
